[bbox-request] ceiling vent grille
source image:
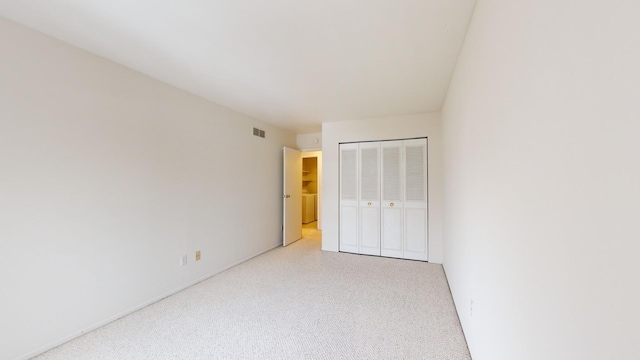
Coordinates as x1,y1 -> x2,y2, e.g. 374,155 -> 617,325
253,127 -> 266,138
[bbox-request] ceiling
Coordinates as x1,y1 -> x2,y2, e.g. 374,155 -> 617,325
0,0 -> 475,133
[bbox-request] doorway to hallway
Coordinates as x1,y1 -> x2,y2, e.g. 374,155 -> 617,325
283,149 -> 322,247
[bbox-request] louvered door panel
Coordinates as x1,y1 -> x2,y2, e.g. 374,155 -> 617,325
359,143 -> 380,255
380,141 -> 404,259
403,138 -> 428,261
339,144 -> 359,253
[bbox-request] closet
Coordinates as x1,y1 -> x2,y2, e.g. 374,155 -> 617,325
339,138 -> 428,261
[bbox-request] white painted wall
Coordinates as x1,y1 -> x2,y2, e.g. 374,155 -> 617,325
297,132 -> 322,151
0,18 -> 296,360
321,113 -> 444,263
442,1 -> 640,359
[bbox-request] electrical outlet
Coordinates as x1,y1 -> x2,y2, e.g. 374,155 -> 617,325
195,250 -> 201,261
470,299 -> 474,318
180,255 -> 187,266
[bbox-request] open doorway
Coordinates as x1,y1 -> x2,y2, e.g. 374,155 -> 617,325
301,151 -> 321,241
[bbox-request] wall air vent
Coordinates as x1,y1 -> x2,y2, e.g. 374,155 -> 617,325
253,127 -> 266,138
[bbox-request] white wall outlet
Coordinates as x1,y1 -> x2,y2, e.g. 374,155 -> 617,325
180,255 -> 187,266
470,299 -> 474,318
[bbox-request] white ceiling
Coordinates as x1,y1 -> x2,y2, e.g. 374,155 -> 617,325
0,0 -> 475,133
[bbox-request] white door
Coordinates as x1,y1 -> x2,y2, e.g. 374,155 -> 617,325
339,138 -> 428,261
339,143 -> 359,253
403,139 -> 428,261
358,142 -> 381,256
283,147 -> 302,246
380,141 -> 404,259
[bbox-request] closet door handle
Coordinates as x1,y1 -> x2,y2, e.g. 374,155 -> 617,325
368,202 -> 372,206
390,202 -> 394,207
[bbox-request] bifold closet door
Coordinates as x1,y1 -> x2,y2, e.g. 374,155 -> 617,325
380,141 -> 403,258
339,143 -> 358,254
358,142 -> 380,256
380,139 -> 428,260
340,138 -> 428,261
403,139 -> 428,261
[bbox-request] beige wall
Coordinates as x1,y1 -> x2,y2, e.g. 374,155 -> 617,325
442,0 -> 640,359
0,18 -> 295,360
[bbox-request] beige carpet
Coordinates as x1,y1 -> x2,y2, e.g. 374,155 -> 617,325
33,227 -> 470,359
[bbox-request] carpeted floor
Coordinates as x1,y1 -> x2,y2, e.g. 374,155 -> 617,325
33,226 -> 470,359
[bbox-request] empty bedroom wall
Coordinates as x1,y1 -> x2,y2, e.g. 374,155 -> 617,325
0,18 -> 295,360
442,0 -> 640,359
